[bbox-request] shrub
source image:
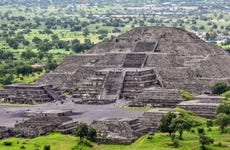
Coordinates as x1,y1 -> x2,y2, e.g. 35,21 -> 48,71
206,120 -> 213,128
197,128 -> 205,135
190,129 -> 195,133
3,141 -> 12,146
147,136 -> 152,139
43,145 -> 50,150
199,134 -> 214,150
87,127 -> 97,141
212,82 -> 229,95
20,145 -> 26,149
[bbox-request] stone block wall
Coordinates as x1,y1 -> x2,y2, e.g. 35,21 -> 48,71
0,84 -> 61,104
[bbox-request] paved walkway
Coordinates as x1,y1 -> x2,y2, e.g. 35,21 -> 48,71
0,99 -> 145,127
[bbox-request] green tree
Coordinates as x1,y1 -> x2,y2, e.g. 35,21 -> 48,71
15,64 -> 33,76
83,28 -> 89,37
87,127 -> 97,142
199,134 -> 214,150
216,103 -> 230,115
216,113 -> 230,133
212,82 -> 229,95
172,118 -> 192,140
6,38 -> 19,49
21,49 -> 36,60
160,112 -> 177,136
0,50 -> 14,60
71,39 -> 84,53
51,34 -> 59,41
0,74 -> 14,85
206,120 -> 213,131
32,37 -> 42,45
75,122 -> 89,141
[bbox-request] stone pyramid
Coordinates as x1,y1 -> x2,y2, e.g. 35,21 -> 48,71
36,26 -> 230,105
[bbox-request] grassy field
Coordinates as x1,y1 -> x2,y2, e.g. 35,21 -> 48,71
0,127 -> 229,150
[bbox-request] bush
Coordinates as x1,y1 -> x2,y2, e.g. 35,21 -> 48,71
147,135 -> 152,139
20,145 -> 26,149
199,134 -> 214,150
3,141 -> 12,146
197,128 -> 205,135
212,82 -> 229,95
190,129 -> 195,133
43,145 -> 50,150
206,120 -> 213,128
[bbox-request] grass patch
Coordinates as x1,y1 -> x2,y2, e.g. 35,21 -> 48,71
0,102 -> 38,106
174,108 -> 206,126
178,89 -> 195,100
221,91 -> 230,101
121,105 -> 153,111
0,133 -> 81,150
0,128 -> 230,150
97,127 -> 230,150
222,91 -> 230,99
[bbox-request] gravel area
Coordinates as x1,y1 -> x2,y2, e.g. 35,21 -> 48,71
0,99 -> 145,127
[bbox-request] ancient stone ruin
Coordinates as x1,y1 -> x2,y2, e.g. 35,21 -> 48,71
177,95 -> 225,119
0,115 -> 78,139
0,27 -> 230,143
91,109 -> 175,144
36,26 -> 230,106
0,84 -> 62,104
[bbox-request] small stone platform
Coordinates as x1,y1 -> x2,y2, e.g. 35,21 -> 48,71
177,95 -> 224,119
0,84 -> 63,104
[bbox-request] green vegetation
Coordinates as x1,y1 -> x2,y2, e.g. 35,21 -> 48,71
178,89 -> 194,100
121,105 -> 153,110
174,108 -> 206,126
0,109 -> 229,149
75,122 -> 97,142
216,102 -> 230,133
212,82 -> 230,95
0,103 -> 35,107
222,91 -> 230,100
0,0 -> 229,87
160,112 -> 177,136
199,134 -> 214,150
0,127 -> 229,150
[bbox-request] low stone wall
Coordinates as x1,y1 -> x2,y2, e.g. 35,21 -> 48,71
130,88 -> 184,108
0,127 -> 13,140
177,98 -> 220,119
138,108 -> 175,132
0,84 -> 62,104
12,116 -> 75,138
91,118 -> 138,144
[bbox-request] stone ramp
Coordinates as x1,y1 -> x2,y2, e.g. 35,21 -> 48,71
122,53 -> 147,68
122,68 -> 162,99
101,71 -> 124,100
72,71 -> 106,100
43,86 -> 62,101
104,71 -> 123,95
